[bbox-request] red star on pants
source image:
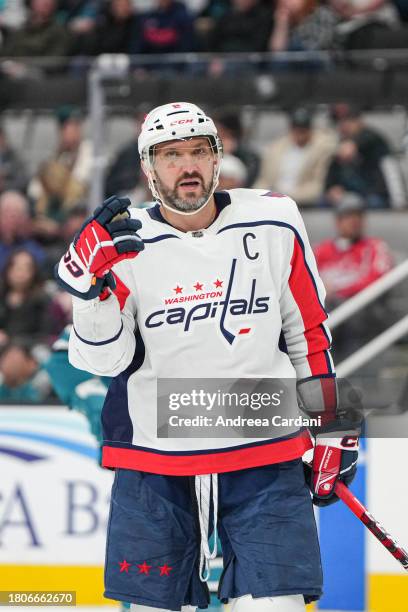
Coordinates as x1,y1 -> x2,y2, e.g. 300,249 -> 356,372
158,563 -> 173,576
118,560 -> 131,573
173,285 -> 183,294
194,282 -> 203,291
137,561 -> 152,575
214,279 -> 223,288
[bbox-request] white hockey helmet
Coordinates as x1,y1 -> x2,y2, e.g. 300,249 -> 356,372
138,102 -> 223,214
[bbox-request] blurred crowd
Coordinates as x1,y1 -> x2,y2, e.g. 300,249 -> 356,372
0,0 -> 407,62
0,98 -> 406,401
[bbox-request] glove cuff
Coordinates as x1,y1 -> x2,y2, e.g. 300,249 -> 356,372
55,242 -> 116,301
315,435 -> 359,451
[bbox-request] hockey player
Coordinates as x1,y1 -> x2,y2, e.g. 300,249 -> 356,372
56,102 -> 359,612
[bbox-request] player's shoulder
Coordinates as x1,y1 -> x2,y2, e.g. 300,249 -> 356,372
129,205 -> 153,222
128,203 -> 173,239
225,188 -> 302,227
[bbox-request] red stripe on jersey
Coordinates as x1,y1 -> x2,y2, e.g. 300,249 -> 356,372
289,238 -> 330,375
102,431 -> 312,476
111,272 -> 130,311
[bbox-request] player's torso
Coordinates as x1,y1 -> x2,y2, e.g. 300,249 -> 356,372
116,190 -> 296,378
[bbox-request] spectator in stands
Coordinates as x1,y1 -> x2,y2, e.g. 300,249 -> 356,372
314,192 -> 394,359
198,0 -> 230,20
105,113 -> 144,197
37,203 -> 89,278
133,0 -> 195,55
58,0 -> 98,32
59,204 -> 88,249
324,105 -> 406,208
0,0 -> 72,58
0,0 -> 27,49
214,111 -> 260,187
28,105 -> 92,241
254,107 -> 337,206
0,124 -> 27,194
0,340 -> 52,402
0,249 -> 54,349
218,154 -> 248,190
92,0 -> 141,55
270,0 -> 339,53
57,0 -> 99,55
331,0 -> 400,49
195,0 -> 238,51
323,139 -> 388,208
209,0 -> 274,53
47,290 -> 73,344
48,203 -> 88,273
0,190 -> 45,272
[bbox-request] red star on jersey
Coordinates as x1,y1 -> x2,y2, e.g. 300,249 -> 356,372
137,561 -> 152,575
194,282 -> 203,291
158,563 -> 173,576
118,560 -> 131,573
173,285 -> 183,294
214,279 -> 223,288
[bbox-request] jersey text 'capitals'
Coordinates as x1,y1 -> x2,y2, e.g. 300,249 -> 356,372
145,259 -> 270,345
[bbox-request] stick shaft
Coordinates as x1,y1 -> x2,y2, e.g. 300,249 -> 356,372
334,478 -> 408,571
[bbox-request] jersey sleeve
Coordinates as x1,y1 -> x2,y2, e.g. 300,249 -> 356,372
279,199 -> 334,381
68,267 -> 137,377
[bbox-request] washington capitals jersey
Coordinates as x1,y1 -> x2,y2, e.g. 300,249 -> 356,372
69,189 -> 334,475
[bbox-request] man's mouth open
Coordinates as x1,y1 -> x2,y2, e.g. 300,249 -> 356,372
178,179 -> 202,190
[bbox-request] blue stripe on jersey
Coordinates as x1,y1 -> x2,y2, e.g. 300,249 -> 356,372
101,328 -> 146,444
278,330 -> 288,354
143,235 -> 180,244
103,428 -> 306,456
73,321 -> 123,346
323,350 -> 333,374
299,373 -> 336,383
217,220 -> 327,316
318,438 -> 366,611
147,203 -> 171,224
319,323 -> 331,345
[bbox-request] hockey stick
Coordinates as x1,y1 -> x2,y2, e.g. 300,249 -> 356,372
305,464 -> 408,571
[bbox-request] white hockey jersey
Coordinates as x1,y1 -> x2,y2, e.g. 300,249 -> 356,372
69,189 -> 334,475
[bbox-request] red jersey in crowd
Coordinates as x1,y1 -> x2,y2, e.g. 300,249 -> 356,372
314,236 -> 393,300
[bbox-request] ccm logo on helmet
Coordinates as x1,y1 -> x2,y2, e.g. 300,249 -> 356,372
170,119 -> 194,125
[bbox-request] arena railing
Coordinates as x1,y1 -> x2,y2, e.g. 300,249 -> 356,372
330,260 -> 408,376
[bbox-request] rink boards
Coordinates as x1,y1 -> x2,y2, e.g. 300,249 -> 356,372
0,407 -> 407,611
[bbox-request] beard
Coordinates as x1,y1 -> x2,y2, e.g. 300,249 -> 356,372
154,173 -> 213,213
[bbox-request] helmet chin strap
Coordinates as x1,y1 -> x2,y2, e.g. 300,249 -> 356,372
148,165 -> 220,217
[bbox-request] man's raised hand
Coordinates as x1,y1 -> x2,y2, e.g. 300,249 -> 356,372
56,196 -> 144,300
